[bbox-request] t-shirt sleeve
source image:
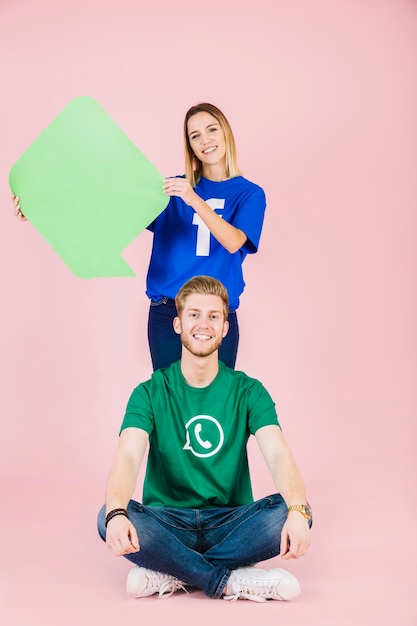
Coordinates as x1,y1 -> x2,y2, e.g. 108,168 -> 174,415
146,196 -> 172,233
119,382 -> 155,435
247,380 -> 280,434
234,185 -> 266,255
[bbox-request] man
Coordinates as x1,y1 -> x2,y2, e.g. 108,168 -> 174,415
97,275 -> 312,602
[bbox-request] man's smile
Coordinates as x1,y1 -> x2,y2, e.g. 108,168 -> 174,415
193,333 -> 213,341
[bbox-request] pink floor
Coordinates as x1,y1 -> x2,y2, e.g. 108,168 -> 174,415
1,419 -> 416,626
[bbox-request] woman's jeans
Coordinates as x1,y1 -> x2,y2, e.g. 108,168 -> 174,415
148,298 -> 239,371
97,494 -> 300,599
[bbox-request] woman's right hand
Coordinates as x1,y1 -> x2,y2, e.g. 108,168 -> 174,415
12,195 -> 27,221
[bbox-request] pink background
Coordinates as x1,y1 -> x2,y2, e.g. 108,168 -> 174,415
1,0 -> 416,624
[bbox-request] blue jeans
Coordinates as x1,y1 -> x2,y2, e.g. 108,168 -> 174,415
97,494 -> 304,599
147,298 -> 239,371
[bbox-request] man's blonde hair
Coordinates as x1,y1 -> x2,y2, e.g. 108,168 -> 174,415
183,103 -> 241,186
175,276 -> 229,320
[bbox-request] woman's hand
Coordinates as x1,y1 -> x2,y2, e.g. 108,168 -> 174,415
12,195 -> 27,222
163,175 -> 246,253
163,177 -> 198,208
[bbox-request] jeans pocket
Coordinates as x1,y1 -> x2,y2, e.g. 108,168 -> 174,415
150,296 -> 169,307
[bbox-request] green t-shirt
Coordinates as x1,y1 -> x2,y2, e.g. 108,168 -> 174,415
121,361 -> 280,508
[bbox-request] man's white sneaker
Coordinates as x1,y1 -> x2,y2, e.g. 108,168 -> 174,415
223,566 -> 301,602
126,566 -> 188,598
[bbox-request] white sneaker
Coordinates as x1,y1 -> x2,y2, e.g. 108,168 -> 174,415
126,566 -> 188,598
223,566 -> 301,602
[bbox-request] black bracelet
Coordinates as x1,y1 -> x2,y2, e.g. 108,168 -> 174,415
105,508 -> 129,527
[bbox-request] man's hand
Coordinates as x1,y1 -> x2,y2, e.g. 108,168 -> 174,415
105,514 -> 140,557
12,195 -> 27,221
279,513 -> 311,560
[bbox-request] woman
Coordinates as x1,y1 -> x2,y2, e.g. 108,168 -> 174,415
147,102 -> 266,370
12,102 -> 266,371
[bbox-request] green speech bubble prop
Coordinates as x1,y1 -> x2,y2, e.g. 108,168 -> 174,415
9,96 -> 168,278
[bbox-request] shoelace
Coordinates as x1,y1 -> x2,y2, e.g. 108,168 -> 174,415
224,589 -> 267,602
224,581 -> 287,602
158,578 -> 188,598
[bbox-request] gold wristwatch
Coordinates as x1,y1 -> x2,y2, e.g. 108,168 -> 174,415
287,504 -> 312,520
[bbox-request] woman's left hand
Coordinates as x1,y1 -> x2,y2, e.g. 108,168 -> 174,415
163,177 -> 197,207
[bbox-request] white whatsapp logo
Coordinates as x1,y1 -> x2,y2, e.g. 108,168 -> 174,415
183,415 -> 224,458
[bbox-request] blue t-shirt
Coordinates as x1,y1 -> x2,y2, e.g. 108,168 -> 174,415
146,176 -> 266,310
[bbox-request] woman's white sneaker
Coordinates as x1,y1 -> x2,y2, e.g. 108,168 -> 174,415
126,566 -> 188,598
223,566 -> 301,602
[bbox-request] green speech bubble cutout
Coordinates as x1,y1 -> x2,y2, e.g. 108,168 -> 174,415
9,96 -> 169,278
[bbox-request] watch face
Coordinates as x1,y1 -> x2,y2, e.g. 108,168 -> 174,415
305,504 -> 312,517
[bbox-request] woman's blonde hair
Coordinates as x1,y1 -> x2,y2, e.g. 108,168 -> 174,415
175,275 -> 229,320
184,103 -> 240,186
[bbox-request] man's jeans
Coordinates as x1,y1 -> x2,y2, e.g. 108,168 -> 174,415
97,493 -> 304,599
147,298 -> 239,371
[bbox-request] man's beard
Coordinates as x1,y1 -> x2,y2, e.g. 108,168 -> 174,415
180,333 -> 222,358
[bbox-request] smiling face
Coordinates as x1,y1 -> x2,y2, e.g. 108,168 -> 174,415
187,111 -> 227,176
173,293 -> 229,358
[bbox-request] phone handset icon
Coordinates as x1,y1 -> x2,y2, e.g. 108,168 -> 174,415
194,423 -> 212,449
